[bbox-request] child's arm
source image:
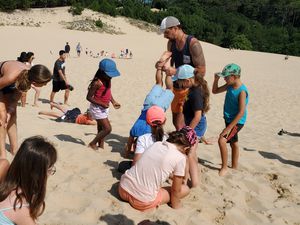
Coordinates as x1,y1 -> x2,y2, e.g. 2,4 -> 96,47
111,95 -> 121,109
170,175 -> 184,209
165,73 -> 173,91
86,80 -> 109,108
220,91 -> 247,137
155,68 -> 163,86
188,110 -> 202,130
212,73 -> 227,94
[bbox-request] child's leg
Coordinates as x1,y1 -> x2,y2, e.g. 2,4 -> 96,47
230,141 -> 239,169
218,136 -> 228,176
187,142 -> 199,187
32,85 -> 41,106
89,118 -> 111,150
172,112 -> 185,130
38,111 -> 63,118
50,102 -> 68,113
124,135 -> 134,158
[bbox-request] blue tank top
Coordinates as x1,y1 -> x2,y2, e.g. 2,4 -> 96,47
170,35 -> 194,68
224,84 -> 249,124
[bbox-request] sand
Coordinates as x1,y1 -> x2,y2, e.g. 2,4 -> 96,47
0,7 -> 299,225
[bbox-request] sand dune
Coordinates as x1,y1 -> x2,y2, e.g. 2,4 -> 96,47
0,7 -> 299,225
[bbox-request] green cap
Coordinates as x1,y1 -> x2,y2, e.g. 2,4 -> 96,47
217,63 -> 241,77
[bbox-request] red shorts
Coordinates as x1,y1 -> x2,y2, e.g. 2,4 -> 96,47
118,185 -> 163,211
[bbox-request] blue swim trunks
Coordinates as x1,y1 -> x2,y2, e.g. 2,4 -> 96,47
129,110 -> 151,137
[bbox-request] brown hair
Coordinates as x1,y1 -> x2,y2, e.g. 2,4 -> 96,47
194,73 -> 210,113
151,121 -> 165,142
167,130 -> 192,148
0,136 -> 57,219
15,65 -> 52,92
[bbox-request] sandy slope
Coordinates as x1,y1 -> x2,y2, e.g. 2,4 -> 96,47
0,7 -> 299,225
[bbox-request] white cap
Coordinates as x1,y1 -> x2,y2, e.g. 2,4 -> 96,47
160,16 -> 180,32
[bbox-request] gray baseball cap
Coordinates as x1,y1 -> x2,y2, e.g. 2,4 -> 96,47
160,16 -> 180,32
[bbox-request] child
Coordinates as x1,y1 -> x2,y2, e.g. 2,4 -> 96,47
38,102 -> 96,125
167,64 -> 210,187
0,136 -> 57,224
86,59 -> 121,150
118,105 -> 168,173
212,63 -> 249,176
124,51 -> 174,157
119,126 -> 197,211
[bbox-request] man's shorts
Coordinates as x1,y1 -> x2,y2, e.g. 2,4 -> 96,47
225,123 -> 244,143
171,88 -> 189,113
129,110 -> 151,137
143,85 -> 174,111
89,103 -> 109,120
52,80 -> 67,92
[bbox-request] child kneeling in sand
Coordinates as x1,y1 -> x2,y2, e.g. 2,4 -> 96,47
212,63 -> 249,176
119,126 -> 197,211
38,102 -> 96,125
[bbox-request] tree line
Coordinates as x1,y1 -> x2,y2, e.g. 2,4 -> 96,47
1,0 -> 299,56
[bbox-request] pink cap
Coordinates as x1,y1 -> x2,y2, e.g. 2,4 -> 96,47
146,106 -> 166,126
180,126 -> 197,146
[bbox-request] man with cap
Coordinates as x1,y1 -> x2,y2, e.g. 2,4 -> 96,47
50,50 -> 72,105
158,16 -> 206,130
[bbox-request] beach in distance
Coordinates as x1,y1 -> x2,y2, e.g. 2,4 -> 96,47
0,7 -> 299,225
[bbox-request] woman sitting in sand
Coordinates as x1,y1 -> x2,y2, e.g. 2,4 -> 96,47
119,126 -> 197,211
0,136 -> 57,225
0,60 -> 52,158
38,102 -> 96,125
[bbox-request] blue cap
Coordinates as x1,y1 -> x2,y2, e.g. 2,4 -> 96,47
172,64 -> 195,81
99,58 -> 120,77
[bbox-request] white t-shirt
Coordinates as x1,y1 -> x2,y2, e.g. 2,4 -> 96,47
120,141 -> 186,202
135,133 -> 168,154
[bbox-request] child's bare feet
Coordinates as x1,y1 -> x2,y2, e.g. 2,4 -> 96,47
219,167 -> 228,176
88,143 -> 98,151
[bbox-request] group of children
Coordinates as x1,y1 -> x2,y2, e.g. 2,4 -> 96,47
0,48 -> 248,221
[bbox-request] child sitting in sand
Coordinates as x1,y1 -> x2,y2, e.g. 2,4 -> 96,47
124,51 -> 174,157
212,63 -> 249,176
119,126 -> 197,211
86,59 -> 121,150
38,102 -> 96,125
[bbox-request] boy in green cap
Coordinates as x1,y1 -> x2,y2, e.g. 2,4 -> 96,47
212,63 -> 249,176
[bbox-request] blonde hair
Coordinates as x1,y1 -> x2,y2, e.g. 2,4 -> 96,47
15,65 -> 52,92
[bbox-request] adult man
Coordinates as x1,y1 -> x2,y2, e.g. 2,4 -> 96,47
159,16 -> 206,130
50,50 -> 71,105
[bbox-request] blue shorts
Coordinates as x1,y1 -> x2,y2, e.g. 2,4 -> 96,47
129,110 -> 151,137
185,115 -> 207,138
143,85 -> 174,111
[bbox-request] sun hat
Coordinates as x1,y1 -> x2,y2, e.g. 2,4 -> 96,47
146,105 -> 166,126
172,64 -> 195,81
160,16 -> 180,32
180,126 -> 197,146
217,63 -> 241,77
99,58 -> 120,78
